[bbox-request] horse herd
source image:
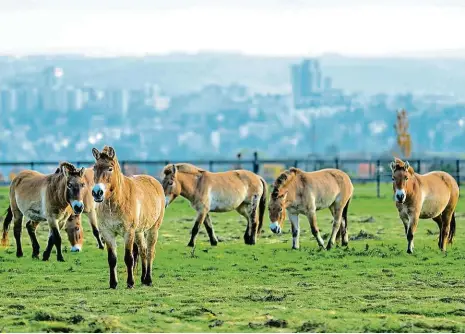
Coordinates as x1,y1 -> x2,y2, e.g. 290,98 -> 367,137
0,147 -> 460,289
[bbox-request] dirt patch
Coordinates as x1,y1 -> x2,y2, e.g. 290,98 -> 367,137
265,319 -> 288,328
350,230 -> 380,241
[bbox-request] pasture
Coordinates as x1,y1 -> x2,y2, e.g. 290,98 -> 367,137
1,183 -> 465,332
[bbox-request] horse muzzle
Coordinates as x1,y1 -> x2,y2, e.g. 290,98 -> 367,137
71,201 -> 85,214
92,184 -> 105,203
269,222 -> 281,234
70,245 -> 82,252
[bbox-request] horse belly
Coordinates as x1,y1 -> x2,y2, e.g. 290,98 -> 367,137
420,198 -> 447,219
17,198 -> 47,222
209,192 -> 244,212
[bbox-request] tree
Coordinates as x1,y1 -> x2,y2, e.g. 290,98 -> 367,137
393,109 -> 412,158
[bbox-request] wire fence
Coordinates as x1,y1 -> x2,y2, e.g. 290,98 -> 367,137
0,158 -> 463,198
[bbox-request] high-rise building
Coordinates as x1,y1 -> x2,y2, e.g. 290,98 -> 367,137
16,88 -> 39,112
66,87 -> 84,111
42,66 -> 64,88
290,59 -> 325,109
104,89 -> 129,116
0,88 -> 18,113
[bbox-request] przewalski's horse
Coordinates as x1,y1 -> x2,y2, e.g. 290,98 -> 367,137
91,146 -> 165,289
162,163 -> 267,247
268,167 -> 353,250
1,162 -> 91,261
9,166 -> 105,257
390,158 -> 459,253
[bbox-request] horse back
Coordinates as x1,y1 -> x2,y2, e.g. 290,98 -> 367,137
418,171 -> 459,200
206,169 -> 263,197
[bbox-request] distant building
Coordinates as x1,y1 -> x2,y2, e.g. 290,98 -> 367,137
0,88 -> 17,113
16,88 -> 39,112
66,87 -> 84,111
42,66 -> 64,88
104,89 -> 129,116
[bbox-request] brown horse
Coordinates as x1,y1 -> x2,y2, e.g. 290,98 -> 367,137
162,163 -> 267,247
1,162 -> 90,261
91,146 -> 165,289
390,158 -> 459,253
268,167 -> 353,250
23,166 -> 105,254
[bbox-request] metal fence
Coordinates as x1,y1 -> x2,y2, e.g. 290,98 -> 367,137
0,158 -> 463,198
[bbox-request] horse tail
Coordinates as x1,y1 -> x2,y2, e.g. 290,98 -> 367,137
448,212 -> 456,244
257,177 -> 268,236
1,206 -> 13,247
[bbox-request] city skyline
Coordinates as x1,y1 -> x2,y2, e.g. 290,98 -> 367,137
1,1 -> 465,57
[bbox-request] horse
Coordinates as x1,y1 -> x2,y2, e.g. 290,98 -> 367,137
268,167 -> 353,250
162,163 -> 267,247
390,158 -> 459,253
91,146 -> 165,289
1,162 -> 91,261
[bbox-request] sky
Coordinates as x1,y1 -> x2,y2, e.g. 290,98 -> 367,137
1,0 -> 465,57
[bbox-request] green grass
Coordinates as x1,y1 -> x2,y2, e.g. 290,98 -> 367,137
1,184 -> 465,332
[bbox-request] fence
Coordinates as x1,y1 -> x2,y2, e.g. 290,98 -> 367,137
0,158 -> 463,198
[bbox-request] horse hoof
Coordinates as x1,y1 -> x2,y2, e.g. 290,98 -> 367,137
109,283 -> 118,289
16,252 -> 23,258
143,280 -> 153,286
292,246 -> 299,250
407,249 -> 413,254
187,242 -> 195,247
127,284 -> 134,289
32,254 -> 40,260
98,245 -> 105,250
326,244 -> 333,251
210,240 -> 218,246
57,257 -> 65,262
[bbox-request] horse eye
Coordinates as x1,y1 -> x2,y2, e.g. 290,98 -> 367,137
391,177 -> 395,181
75,227 -> 80,231
67,183 -> 72,189
81,183 -> 85,187
279,208 -> 283,212
108,167 -> 113,172
405,177 -> 409,181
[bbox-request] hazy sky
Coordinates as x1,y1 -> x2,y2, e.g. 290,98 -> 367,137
1,0 -> 465,56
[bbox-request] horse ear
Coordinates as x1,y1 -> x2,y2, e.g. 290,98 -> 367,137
404,161 -> 410,170
172,164 -> 177,175
61,165 -> 70,178
279,191 -> 288,201
390,161 -> 396,172
92,148 -> 100,160
79,167 -> 85,177
107,146 -> 116,159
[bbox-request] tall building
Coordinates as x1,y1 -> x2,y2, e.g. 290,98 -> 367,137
16,88 -> 39,112
66,87 -> 84,111
104,89 -> 129,116
0,88 -> 17,113
290,59 -> 324,109
42,66 -> 64,88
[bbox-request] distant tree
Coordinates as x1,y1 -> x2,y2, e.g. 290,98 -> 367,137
393,109 -> 412,158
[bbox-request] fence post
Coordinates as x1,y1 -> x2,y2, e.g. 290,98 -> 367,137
416,160 -> 421,174
376,160 -> 381,198
335,158 -> 339,169
30,162 -> 35,171
122,161 -> 126,175
294,160 -> 298,168
253,152 -> 259,174
209,161 -> 213,171
456,160 -> 461,187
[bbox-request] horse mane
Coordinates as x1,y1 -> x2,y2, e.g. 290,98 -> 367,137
58,162 -> 81,175
164,163 -> 205,176
392,157 -> 415,174
271,167 -> 300,198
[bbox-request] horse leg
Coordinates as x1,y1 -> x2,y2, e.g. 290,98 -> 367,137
327,204 -> 343,250
406,215 -> 419,254
246,195 -> 260,245
87,210 -> 105,249
42,230 -> 55,261
102,230 -> 118,289
306,211 -> 325,248
145,220 -> 162,286
134,232 -> 147,284
26,221 -> 40,259
187,210 -> 207,247
12,212 -> 24,258
432,216 -> 443,250
237,204 -> 252,245
439,210 -> 454,252
124,229 -> 136,289
289,214 -> 300,249
204,214 -> 218,246
330,205 -> 342,246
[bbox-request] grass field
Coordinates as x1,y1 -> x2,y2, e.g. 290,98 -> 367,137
1,183 -> 465,332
